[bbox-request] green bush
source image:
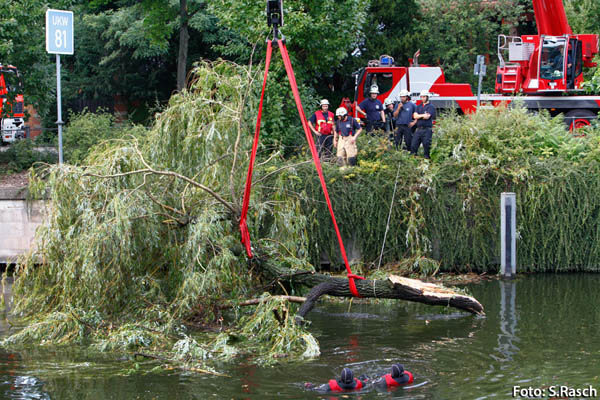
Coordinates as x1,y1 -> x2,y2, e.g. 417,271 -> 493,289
0,139 -> 57,174
62,110 -> 123,164
282,106 -> 600,273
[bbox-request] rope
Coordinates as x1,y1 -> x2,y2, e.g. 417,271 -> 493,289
278,40 -> 364,297
239,40 -> 273,258
377,160 -> 402,270
239,38 -> 363,297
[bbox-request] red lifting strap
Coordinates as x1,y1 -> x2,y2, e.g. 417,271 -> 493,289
239,39 -> 364,297
240,40 -> 273,259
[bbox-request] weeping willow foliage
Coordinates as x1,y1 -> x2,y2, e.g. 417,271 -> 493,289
283,106 -> 600,272
6,60 -> 317,364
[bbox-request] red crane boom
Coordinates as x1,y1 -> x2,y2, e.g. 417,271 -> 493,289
533,0 -> 572,36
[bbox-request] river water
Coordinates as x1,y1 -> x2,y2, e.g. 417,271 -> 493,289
0,274 -> 599,399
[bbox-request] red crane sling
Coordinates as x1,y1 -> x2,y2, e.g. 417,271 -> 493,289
239,39 -> 363,297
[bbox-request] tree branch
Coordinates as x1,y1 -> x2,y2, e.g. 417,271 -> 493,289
85,167 -> 236,216
220,295 -> 306,309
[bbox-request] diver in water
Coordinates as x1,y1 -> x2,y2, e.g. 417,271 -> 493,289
373,363 -> 414,389
305,367 -> 366,392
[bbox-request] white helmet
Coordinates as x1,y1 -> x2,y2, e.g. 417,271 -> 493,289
335,107 -> 348,117
320,99 -> 330,106
399,89 -> 410,97
384,98 -> 394,107
420,90 -> 431,97
369,85 -> 379,94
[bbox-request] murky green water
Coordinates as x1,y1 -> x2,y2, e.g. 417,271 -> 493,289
1,275 -> 599,399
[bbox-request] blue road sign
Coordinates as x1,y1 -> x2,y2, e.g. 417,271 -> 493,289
46,9 -> 74,55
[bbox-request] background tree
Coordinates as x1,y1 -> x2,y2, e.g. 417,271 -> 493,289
209,0 -> 368,152
332,0 -> 421,96
83,0 -> 209,91
57,0 -> 235,125
414,0 -> 525,92
0,0 -> 55,120
564,0 -> 600,33
5,0 -> 583,142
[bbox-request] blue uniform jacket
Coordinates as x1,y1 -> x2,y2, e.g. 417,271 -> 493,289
358,98 -> 383,122
415,103 -> 436,128
395,101 -> 417,125
336,116 -> 361,137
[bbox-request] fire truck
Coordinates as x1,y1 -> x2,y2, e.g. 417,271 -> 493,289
1,64 -> 27,144
353,0 -> 600,130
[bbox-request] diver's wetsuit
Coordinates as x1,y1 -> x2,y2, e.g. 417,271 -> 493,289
305,378 -> 365,393
305,368 -> 366,393
374,364 -> 414,389
383,371 -> 413,386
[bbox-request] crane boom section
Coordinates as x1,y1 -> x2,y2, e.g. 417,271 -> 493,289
533,0 -> 572,35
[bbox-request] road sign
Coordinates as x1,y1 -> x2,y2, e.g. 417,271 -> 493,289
474,55 -> 486,110
474,55 -> 487,76
46,9 -> 74,55
46,9 -> 74,164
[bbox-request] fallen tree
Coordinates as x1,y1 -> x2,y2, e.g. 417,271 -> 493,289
294,275 -> 484,318
5,60 -> 498,366
248,254 -> 484,319
9,54 -> 600,369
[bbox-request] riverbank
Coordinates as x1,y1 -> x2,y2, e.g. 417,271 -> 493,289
285,108 -> 600,273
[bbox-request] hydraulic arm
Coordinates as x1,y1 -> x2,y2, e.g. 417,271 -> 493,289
532,0 -> 572,36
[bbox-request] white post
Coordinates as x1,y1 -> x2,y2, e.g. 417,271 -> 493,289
501,192 -> 516,277
56,54 -> 63,164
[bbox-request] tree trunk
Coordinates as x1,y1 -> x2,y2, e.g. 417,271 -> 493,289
177,0 -> 190,91
251,255 -> 485,319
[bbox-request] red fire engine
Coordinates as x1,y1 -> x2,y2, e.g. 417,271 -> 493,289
353,0 -> 600,130
1,64 -> 27,144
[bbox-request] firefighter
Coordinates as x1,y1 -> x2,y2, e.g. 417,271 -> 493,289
357,86 -> 385,133
411,90 -> 436,159
338,97 -> 354,116
305,367 -> 366,392
383,98 -> 396,143
392,89 -> 417,150
308,99 -> 336,160
373,364 -> 414,390
334,107 -> 362,166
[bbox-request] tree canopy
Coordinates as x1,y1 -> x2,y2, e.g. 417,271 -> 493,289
4,0 -> 599,140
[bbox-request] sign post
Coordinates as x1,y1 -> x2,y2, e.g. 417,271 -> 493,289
474,55 -> 487,110
46,9 -> 74,164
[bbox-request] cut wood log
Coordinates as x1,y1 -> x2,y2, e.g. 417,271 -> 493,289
249,254 -> 485,320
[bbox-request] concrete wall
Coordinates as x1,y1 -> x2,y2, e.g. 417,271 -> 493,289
0,188 -> 46,263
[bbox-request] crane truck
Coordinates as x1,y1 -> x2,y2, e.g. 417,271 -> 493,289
1,64 -> 27,144
353,0 -> 600,130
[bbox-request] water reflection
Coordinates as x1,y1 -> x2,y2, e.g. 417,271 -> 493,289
493,280 -> 519,362
0,350 -> 50,400
0,279 -> 50,399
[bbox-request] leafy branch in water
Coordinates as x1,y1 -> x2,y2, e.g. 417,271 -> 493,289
6,60 -> 319,368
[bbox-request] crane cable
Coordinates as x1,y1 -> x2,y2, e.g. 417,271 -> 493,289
377,159 -> 402,270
